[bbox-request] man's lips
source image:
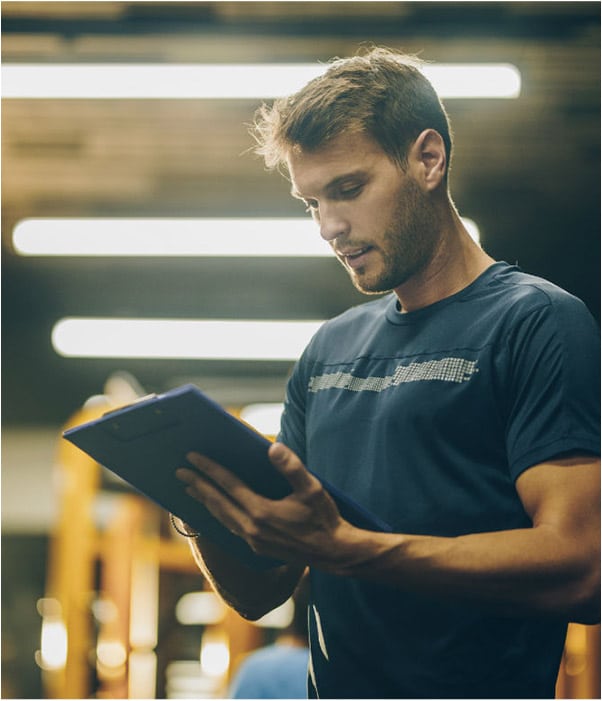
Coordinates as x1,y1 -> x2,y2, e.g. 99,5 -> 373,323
336,246 -> 374,268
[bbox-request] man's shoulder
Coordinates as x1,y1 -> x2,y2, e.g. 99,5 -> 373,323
479,263 -> 599,343
487,263 -> 583,308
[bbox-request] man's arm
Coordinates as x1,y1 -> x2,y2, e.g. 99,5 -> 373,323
332,453 -> 600,623
176,522 -> 305,620
177,445 -> 600,624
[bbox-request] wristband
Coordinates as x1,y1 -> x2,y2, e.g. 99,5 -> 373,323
170,513 -> 200,538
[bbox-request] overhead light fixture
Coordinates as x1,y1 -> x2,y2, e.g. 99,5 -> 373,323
423,64 -> 521,99
12,216 -> 479,256
1,63 -> 521,99
51,318 -> 325,360
12,218 -> 332,257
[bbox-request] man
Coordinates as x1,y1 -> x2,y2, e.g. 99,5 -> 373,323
175,48 -> 600,698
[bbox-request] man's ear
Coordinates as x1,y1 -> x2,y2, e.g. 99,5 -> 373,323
408,129 -> 446,191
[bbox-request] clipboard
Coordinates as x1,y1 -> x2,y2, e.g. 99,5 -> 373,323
63,384 -> 391,570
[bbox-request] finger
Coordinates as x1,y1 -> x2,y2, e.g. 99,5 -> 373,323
175,466 -> 207,486
268,442 -> 321,493
176,465 -> 252,536
184,451 -> 255,500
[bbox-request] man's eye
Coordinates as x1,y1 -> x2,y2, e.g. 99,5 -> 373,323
303,200 -> 319,213
339,185 -> 362,199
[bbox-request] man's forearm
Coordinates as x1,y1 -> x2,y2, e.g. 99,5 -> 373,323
328,524 -> 600,623
185,532 -> 305,620
322,458 -> 600,624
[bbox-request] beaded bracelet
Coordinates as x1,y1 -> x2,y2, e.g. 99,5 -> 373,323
170,513 -> 200,538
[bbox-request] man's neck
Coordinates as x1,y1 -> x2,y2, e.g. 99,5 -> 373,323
394,210 -> 495,313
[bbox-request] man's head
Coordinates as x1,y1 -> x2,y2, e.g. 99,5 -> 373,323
251,47 -> 453,181
252,47 -> 456,298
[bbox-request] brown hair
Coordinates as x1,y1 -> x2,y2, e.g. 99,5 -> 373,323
251,47 -> 453,178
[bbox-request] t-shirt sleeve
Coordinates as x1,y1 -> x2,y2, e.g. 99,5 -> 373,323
278,354 -> 311,465
504,291 -> 600,481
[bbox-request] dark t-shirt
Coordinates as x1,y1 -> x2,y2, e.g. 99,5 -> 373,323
279,262 -> 600,698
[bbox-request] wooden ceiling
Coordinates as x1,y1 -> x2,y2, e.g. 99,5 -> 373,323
2,1 -> 600,424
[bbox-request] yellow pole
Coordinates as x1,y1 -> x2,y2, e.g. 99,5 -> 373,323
42,402 -> 110,698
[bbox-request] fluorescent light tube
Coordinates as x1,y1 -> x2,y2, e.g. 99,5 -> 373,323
12,218 -> 332,257
424,63 -> 521,99
2,63 -> 520,99
13,216 -> 478,256
51,318 -> 324,360
1,64 -> 325,99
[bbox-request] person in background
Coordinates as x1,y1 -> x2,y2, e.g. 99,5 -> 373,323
229,577 -> 309,699
174,47 -> 600,698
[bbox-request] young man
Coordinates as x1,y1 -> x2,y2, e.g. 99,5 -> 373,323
175,48 -> 600,698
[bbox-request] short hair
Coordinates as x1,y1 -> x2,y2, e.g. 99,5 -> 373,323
251,47 -> 454,179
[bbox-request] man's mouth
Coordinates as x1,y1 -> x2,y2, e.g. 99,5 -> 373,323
338,246 -> 374,268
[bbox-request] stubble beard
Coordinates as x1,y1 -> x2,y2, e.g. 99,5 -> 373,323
347,179 -> 442,296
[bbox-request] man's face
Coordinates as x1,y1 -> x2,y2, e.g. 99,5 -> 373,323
287,131 -> 441,295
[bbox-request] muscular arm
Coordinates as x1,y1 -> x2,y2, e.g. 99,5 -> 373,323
178,446 -> 600,624
331,454 -> 600,623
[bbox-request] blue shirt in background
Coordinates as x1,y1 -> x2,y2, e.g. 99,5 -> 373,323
229,644 -> 309,699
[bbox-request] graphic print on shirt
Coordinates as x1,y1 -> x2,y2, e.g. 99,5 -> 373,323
308,357 -> 478,394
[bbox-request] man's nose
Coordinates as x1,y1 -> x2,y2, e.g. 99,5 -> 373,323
318,203 -> 349,242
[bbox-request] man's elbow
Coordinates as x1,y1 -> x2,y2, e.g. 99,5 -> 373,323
567,558 -> 600,625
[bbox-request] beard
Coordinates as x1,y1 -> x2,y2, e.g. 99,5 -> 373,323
345,178 -> 442,295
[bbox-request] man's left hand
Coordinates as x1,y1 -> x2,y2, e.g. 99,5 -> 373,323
175,442 -> 357,568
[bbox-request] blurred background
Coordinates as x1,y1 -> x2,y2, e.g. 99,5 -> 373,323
1,1 -> 600,698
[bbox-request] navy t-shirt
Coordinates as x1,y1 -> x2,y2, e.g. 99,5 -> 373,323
279,262 -> 600,698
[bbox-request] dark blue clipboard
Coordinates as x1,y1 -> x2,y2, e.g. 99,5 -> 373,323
63,384 -> 391,570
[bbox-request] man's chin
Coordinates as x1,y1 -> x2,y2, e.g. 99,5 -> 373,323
349,270 -> 393,296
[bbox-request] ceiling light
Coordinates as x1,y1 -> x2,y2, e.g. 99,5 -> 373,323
51,318 -> 325,360
1,63 -> 325,99
424,63 -> 521,99
12,216 -> 479,255
1,63 -> 520,99
12,218 -> 331,257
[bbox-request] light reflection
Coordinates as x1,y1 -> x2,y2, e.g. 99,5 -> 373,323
35,598 -> 67,671
175,591 -> 226,626
38,619 -> 68,670
200,630 -> 230,679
